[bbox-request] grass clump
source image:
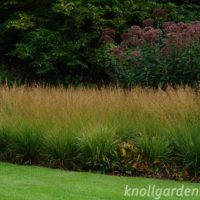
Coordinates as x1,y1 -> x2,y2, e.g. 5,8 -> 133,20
42,127 -> 78,168
171,120 -> 200,175
78,124 -> 118,171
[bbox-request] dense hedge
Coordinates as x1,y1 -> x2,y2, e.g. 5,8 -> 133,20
0,0 -> 200,85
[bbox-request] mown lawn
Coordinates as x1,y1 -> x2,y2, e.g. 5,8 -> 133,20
0,162 -> 199,200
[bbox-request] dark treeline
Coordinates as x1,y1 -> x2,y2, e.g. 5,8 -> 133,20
0,0 -> 200,86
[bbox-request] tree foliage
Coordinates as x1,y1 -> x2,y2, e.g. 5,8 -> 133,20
0,0 -> 200,85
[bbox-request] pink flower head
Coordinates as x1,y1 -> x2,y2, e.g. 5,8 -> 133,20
131,50 -> 141,58
164,24 -> 180,33
102,28 -> 115,39
99,28 -> 115,44
143,28 -> 160,43
144,26 -> 154,32
177,22 -> 189,30
163,22 -> 175,29
130,26 -> 143,37
160,47 -> 171,56
127,36 -> 144,47
99,35 -> 114,44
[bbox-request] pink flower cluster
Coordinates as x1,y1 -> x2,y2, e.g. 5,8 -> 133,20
100,21 -> 200,59
163,21 -> 200,49
130,50 -> 141,58
109,25 -> 161,60
120,26 -> 161,48
99,28 -> 115,44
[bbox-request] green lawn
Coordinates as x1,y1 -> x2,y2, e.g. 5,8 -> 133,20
0,162 -> 199,200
